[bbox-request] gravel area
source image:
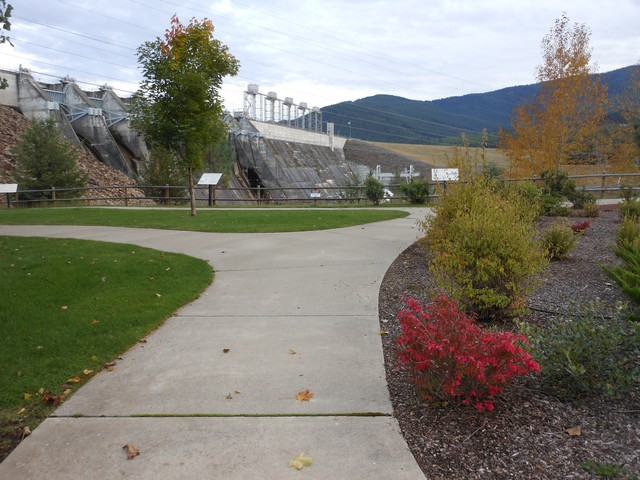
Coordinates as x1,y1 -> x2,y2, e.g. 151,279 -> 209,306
378,207 -> 640,479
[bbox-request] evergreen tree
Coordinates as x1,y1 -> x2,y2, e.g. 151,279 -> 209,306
13,118 -> 88,202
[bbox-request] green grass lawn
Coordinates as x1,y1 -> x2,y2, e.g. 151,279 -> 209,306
0,236 -> 213,459
0,208 -> 409,232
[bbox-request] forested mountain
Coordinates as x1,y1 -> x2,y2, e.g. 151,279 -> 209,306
321,65 -> 639,146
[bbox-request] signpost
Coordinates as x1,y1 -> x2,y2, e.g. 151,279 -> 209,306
197,173 -> 222,206
0,183 -> 18,208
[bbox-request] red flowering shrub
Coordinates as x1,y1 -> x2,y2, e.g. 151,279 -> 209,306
571,220 -> 591,235
396,294 -> 540,411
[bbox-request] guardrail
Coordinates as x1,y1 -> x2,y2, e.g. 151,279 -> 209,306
2,172 -> 639,208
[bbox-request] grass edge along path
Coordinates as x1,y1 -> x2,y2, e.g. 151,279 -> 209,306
0,236 -> 213,461
0,208 -> 410,233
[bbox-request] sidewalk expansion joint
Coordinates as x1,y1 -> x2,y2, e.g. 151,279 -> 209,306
53,412 -> 390,419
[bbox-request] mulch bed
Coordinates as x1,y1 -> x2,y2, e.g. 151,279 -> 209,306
378,207 -> 640,479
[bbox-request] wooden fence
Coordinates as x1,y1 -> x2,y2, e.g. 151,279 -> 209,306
2,172 -> 640,208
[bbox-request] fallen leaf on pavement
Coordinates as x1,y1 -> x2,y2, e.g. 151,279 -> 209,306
288,349 -> 297,355
296,389 -> 314,401
226,393 -> 233,400
223,348 -> 230,353
288,452 -> 313,470
123,444 -> 140,460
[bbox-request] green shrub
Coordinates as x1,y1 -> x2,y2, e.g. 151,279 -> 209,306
542,222 -> 576,260
399,179 -> 432,204
503,181 -> 543,216
582,202 -> 600,218
540,170 -> 575,197
616,217 -> 640,248
420,176 -> 547,320
567,188 -> 596,210
620,200 -> 640,221
603,241 -> 640,307
363,175 -> 385,205
620,186 -> 639,203
541,193 -> 571,216
518,302 -> 640,400
13,118 -> 88,202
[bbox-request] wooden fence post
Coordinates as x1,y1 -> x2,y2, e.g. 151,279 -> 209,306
124,187 -> 129,207
600,171 -> 606,199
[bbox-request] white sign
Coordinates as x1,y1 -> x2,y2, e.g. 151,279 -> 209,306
0,184 -> 18,193
431,168 -> 459,182
197,173 -> 222,186
310,188 -> 321,198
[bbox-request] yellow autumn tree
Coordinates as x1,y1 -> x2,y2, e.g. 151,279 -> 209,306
603,66 -> 640,173
501,14 -> 608,177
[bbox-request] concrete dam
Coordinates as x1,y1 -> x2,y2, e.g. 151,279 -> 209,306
0,69 -> 416,203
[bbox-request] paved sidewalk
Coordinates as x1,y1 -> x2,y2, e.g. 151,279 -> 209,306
0,209 -> 430,479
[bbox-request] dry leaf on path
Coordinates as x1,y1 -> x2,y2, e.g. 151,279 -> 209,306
223,348 -> 230,353
566,426 -> 582,436
226,393 -> 233,400
123,444 -> 140,460
296,389 -> 314,401
288,452 -> 313,470
288,349 -> 297,355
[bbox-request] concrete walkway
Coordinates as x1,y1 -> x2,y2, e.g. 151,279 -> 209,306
0,209 -> 430,479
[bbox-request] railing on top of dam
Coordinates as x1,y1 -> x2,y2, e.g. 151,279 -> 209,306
2,173 -> 640,208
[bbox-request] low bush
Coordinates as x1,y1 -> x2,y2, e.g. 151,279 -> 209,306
396,294 -> 540,411
542,222 -> 576,260
518,302 -> 640,400
567,188 -> 596,210
616,217 -> 640,248
582,202 -> 600,218
619,200 -> 640,221
399,179 -> 432,204
420,176 -> 548,320
620,186 -> 639,203
603,242 -> 640,307
541,193 -> 571,217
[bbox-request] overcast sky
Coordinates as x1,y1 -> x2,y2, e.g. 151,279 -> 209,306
2,0 -> 639,113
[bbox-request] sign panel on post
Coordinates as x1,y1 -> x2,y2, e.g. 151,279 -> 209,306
310,188 -> 321,198
0,184 -> 18,193
431,169 -> 459,182
197,173 -> 222,186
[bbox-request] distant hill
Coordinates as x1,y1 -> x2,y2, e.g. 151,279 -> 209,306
321,65 -> 639,146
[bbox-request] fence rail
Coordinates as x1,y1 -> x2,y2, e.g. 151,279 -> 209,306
2,172 -> 640,208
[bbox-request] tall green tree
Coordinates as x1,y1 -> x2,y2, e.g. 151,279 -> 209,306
13,118 -> 88,202
132,15 -> 239,215
500,14 -> 608,177
0,0 -> 14,89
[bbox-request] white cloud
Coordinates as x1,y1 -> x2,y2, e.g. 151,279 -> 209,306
1,0 -> 638,112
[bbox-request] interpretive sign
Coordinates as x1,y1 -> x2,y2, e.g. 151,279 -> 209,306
197,173 -> 222,186
0,184 -> 18,193
431,168 -> 459,182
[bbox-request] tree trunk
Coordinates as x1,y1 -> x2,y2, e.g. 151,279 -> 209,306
188,166 -> 197,216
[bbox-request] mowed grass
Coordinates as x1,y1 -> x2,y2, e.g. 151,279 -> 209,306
371,142 -> 510,169
0,208 -> 409,232
0,236 -> 212,457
